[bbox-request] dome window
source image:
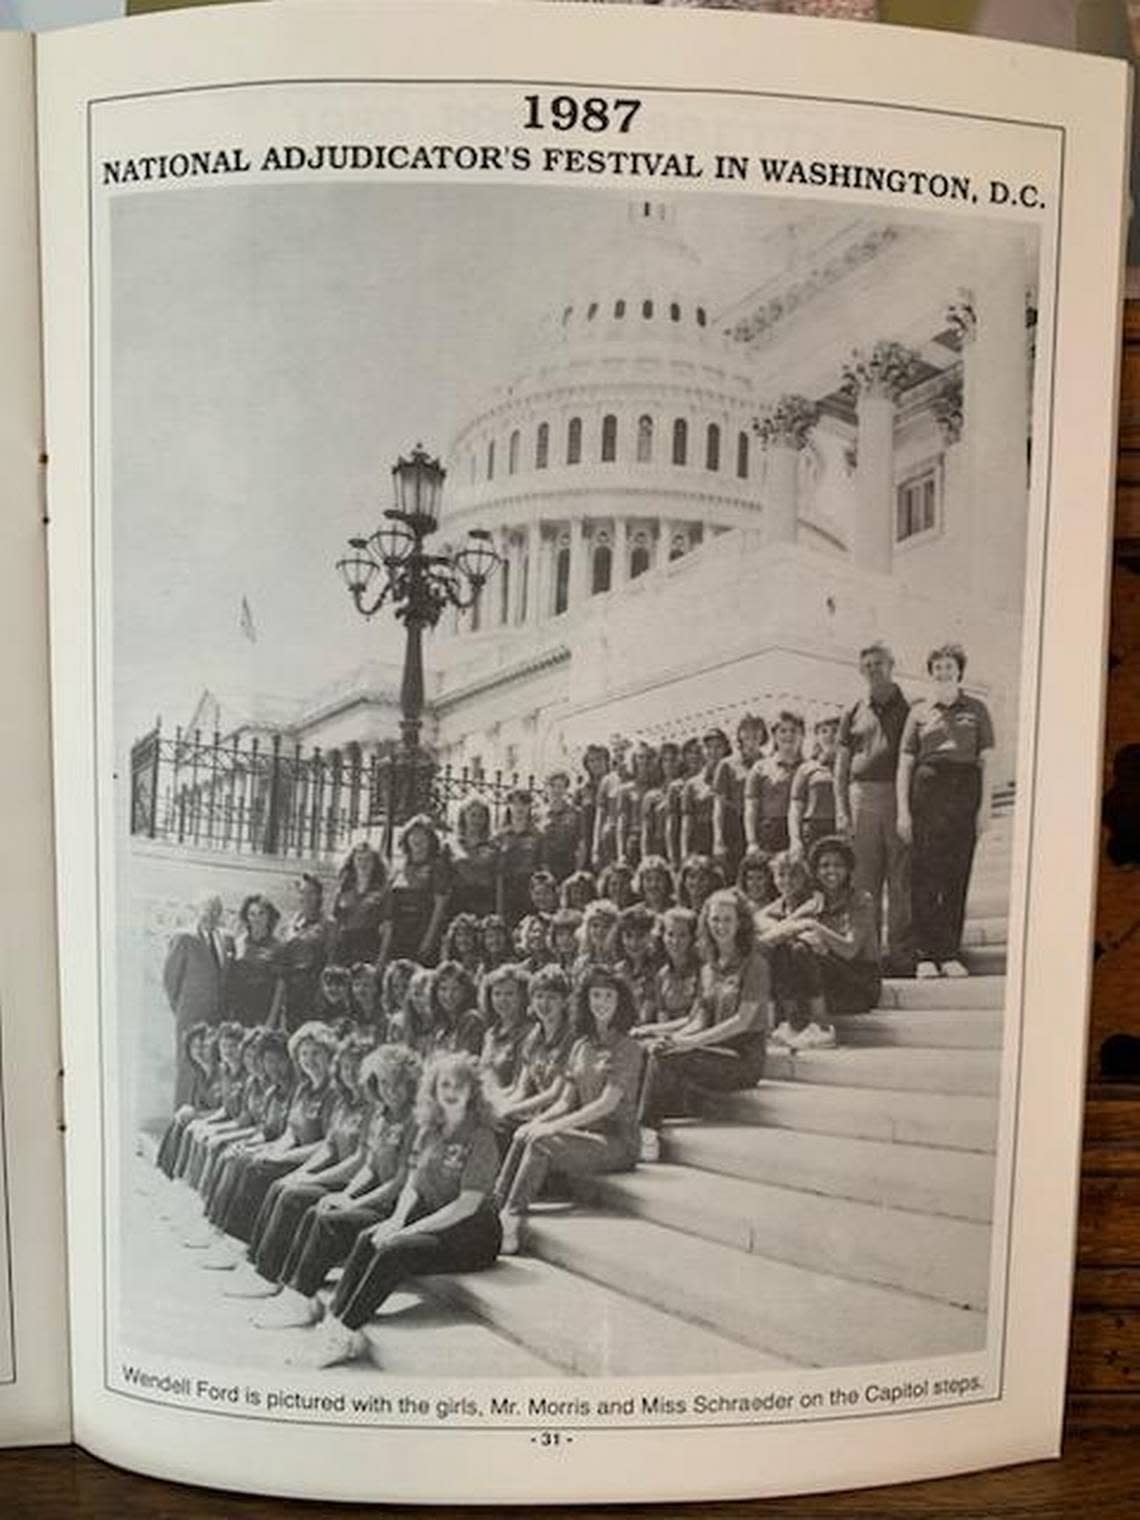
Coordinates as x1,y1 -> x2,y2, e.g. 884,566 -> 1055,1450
535,422 -> 549,470
636,415 -> 653,464
592,543 -> 613,595
567,417 -> 582,466
614,299 -> 626,319
696,307 -> 707,327
736,430 -> 750,479
706,423 -> 721,472
672,418 -> 688,467
670,302 -> 681,322
587,301 -> 598,320
669,531 -> 688,562
630,535 -> 651,579
554,544 -> 571,615
499,558 -> 511,625
601,414 -> 618,463
486,439 -> 495,481
508,429 -> 520,475
642,299 -> 654,319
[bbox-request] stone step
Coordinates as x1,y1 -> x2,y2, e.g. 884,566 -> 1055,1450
829,1007 -> 1002,1050
663,1123 -> 994,1222
529,1214 -> 987,1368
963,945 -> 1008,976
881,975 -> 1004,1010
763,1046 -> 1000,1097
421,1249 -> 788,1377
358,1290 -> 562,1378
715,1082 -> 998,1153
960,916 -> 1009,947
582,1167 -> 991,1309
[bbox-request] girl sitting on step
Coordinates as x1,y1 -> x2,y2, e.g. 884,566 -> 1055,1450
290,1052 -> 503,1369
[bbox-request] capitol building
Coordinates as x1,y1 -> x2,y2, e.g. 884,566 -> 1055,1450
206,196 -> 1036,794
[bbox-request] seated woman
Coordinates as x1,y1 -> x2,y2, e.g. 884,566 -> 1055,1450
428,961 -> 485,1057
440,913 -> 484,984
478,914 -> 513,977
197,1031 -> 295,1231
249,1042 -> 423,1330
490,965 -> 574,1146
349,962 -> 382,1034
634,905 -> 701,1041
169,1021 -> 246,1188
386,965 -> 435,1056
758,836 -> 882,1051
737,849 -> 776,921
559,870 -> 596,914
198,1020 -> 339,1268
548,908 -> 582,976
597,861 -> 637,912
193,1027 -> 270,1200
290,1051 -> 503,1369
637,888 -> 771,1160
612,904 -> 661,1028
379,958 -> 416,1044
676,854 -> 723,916
634,854 -> 675,920
478,963 -> 534,1113
155,1022 -> 217,1179
496,964 -> 644,1256
571,897 -> 619,979
514,914 -> 552,977
756,851 -> 819,1050
227,1030 -> 376,1296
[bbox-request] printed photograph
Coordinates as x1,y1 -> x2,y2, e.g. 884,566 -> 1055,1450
113,179 -> 1037,1380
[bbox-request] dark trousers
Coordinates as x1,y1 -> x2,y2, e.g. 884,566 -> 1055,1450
251,1179 -> 339,1283
769,940 -> 880,1018
756,817 -> 790,854
282,1201 -> 387,1296
156,1114 -> 192,1177
221,1156 -> 302,1244
638,1042 -> 765,1126
850,779 -> 912,964
910,762 -> 981,963
205,1148 -> 254,1227
329,1206 -> 501,1332
496,1126 -> 638,1213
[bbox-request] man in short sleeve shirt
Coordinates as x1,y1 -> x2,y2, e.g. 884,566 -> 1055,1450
835,642 -> 913,974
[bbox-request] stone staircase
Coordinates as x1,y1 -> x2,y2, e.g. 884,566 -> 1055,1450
411,802 -> 1014,1376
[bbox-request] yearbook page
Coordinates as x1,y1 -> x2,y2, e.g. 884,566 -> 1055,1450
38,0 -> 1129,1502
0,32 -> 72,1448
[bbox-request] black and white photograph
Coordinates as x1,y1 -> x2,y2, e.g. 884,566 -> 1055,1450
115,178 -> 1036,1383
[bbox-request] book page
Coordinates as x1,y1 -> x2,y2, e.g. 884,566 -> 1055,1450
0,31 -> 72,1448
37,0 -> 1129,1502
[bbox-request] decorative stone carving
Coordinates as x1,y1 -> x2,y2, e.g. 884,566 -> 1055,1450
753,393 -> 819,450
729,224 -> 902,345
946,289 -> 977,347
841,339 -> 922,403
932,372 -> 964,446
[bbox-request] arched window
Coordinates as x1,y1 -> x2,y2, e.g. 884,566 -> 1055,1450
486,439 -> 495,481
592,544 -> 613,594
696,307 -> 707,328
669,531 -> 688,562
614,299 -> 626,319
642,299 -> 654,319
499,558 -> 511,625
670,302 -> 681,322
567,417 -> 582,465
535,422 -> 549,470
601,414 -> 618,462
736,430 -> 750,479
672,418 -> 688,466
517,553 -> 529,624
630,541 -> 651,579
636,414 -> 653,464
587,301 -> 598,320
508,429 -> 520,475
554,544 -> 570,614
706,423 -> 721,472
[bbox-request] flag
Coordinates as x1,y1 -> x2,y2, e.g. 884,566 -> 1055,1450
239,594 -> 257,644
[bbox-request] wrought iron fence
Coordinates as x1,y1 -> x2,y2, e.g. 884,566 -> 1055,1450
129,723 -> 548,862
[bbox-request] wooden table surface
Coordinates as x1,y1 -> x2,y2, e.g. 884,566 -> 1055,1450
6,310 -> 1140,1519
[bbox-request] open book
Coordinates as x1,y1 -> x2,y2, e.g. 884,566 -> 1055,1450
0,0 -> 1129,1502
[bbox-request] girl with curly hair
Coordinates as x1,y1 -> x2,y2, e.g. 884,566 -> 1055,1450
428,961 -> 485,1057
514,913 -> 552,976
634,854 -> 675,919
496,964 -> 644,1255
330,843 -> 389,966
478,963 -> 533,1108
449,797 -> 500,921
228,894 -> 282,1028
292,1052 -> 502,1368
478,913 -> 513,977
559,869 -> 596,914
548,907 -> 582,976
572,897 -> 619,980
491,965 -> 575,1141
250,1043 -> 423,1330
676,854 -> 723,916
637,888 -> 771,1158
379,958 -> 416,1043
440,912 -> 484,982
387,815 -> 451,964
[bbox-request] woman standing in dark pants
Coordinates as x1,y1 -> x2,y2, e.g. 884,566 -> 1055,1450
330,843 -> 390,966
386,815 -> 451,964
290,1052 -> 503,1369
897,644 -> 995,980
228,895 -> 282,1029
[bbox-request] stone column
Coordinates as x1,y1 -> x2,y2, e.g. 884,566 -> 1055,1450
754,394 -> 818,546
842,341 -> 919,574
517,524 -> 532,624
572,516 -> 593,603
529,524 -> 547,624
962,233 -> 1030,610
614,517 -> 631,586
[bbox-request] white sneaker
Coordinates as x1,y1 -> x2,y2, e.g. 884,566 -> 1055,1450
916,960 -> 940,980
940,959 -> 970,979
638,1127 -> 661,1163
769,1020 -> 795,1049
797,1022 -> 837,1050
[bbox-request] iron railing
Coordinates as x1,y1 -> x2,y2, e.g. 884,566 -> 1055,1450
129,723 -> 546,862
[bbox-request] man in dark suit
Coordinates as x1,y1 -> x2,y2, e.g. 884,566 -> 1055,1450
163,893 -> 233,1106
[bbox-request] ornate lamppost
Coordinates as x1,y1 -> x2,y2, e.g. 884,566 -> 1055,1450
336,444 -> 502,827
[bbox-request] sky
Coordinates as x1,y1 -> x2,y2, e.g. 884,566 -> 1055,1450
110,180 -> 843,748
